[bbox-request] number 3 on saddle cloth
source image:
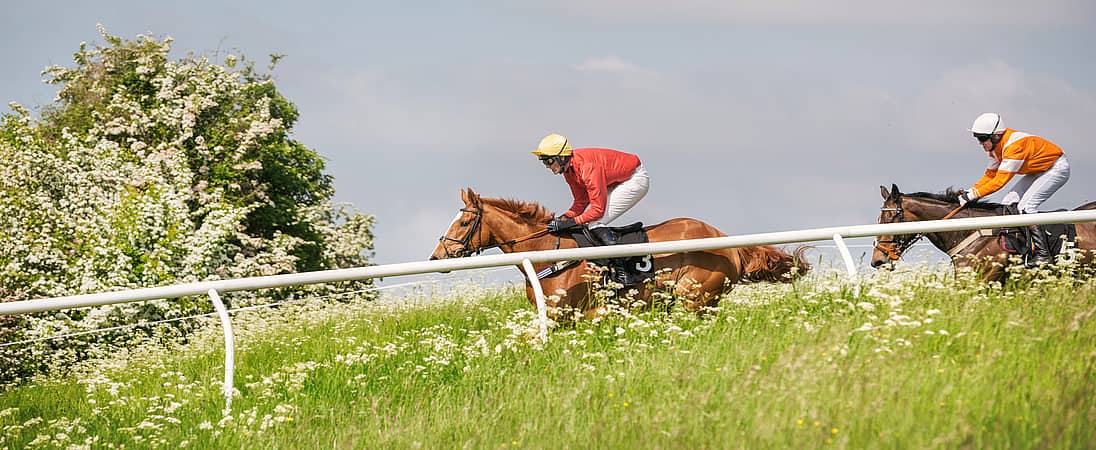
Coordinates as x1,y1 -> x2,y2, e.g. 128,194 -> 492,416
996,206 -> 1078,264
536,222 -> 656,284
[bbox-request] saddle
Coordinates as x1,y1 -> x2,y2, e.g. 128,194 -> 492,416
538,222 -> 655,284
995,206 -> 1077,264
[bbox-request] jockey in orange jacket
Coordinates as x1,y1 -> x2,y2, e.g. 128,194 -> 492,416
958,113 -> 1071,264
533,133 -> 650,285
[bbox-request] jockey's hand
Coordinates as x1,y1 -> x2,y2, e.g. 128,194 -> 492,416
958,192 -> 974,206
547,217 -> 578,233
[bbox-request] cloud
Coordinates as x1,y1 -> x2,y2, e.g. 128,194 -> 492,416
294,55 -> 1095,169
573,56 -> 644,73
520,0 -> 1095,26
288,53 -> 1096,264
905,60 -> 1096,157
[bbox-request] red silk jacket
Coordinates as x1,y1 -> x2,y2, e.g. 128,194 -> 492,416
561,147 -> 641,224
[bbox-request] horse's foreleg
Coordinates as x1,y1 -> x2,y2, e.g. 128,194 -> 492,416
953,251 -> 1008,284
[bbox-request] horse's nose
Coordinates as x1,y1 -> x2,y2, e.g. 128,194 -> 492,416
870,258 -> 887,269
429,256 -> 438,261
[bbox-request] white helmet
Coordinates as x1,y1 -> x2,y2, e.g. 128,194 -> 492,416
969,113 -> 1004,134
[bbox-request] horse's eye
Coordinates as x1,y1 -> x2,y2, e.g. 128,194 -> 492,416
459,221 -> 470,227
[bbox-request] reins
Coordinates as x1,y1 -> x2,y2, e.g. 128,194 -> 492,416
496,229 -> 551,250
940,205 -> 966,220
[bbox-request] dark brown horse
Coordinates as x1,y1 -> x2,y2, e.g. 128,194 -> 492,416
871,184 -> 1096,281
430,188 -> 809,319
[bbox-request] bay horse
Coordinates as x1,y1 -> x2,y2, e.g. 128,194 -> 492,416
430,188 -> 809,320
871,184 -> 1096,281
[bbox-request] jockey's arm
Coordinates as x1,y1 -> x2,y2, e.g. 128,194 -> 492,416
574,167 -> 609,225
565,175 -> 589,219
971,151 -> 1025,199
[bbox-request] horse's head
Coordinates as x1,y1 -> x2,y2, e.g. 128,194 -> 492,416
429,189 -> 556,261
430,188 -> 490,260
870,184 -> 924,268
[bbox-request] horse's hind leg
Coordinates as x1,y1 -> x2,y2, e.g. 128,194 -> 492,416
676,273 -> 726,314
682,293 -> 720,315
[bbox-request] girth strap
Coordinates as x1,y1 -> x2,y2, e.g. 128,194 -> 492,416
946,229 -> 995,258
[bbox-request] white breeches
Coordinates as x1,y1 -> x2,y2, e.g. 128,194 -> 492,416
1001,155 -> 1070,214
589,165 -> 649,228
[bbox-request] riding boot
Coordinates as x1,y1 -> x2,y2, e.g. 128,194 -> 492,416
590,227 -> 638,287
1029,225 -> 1052,266
590,226 -> 617,246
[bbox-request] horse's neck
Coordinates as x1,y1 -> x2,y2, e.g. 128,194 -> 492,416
906,199 -> 990,252
485,212 -> 555,253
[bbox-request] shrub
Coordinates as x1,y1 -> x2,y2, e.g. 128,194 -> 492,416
0,25 -> 375,384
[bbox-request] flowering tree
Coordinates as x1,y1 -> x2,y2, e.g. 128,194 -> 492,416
0,26 -> 375,383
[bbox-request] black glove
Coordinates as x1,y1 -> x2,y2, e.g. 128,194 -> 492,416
547,217 -> 578,233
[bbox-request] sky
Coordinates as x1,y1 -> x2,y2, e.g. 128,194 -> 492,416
3,1 -> 1095,283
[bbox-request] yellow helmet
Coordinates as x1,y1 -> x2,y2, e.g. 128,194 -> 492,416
531,133 -> 572,157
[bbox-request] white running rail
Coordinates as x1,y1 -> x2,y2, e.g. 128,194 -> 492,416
2,209 -> 1094,409
5,210 -> 1094,316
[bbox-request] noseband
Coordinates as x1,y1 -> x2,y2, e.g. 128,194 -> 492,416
874,194 -> 923,261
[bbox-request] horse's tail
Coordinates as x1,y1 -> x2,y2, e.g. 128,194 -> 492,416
739,245 -> 811,283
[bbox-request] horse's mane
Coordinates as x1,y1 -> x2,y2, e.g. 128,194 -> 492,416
904,188 -> 1001,211
481,197 -> 555,226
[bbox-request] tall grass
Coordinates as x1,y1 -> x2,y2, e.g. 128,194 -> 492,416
1,264 -> 1093,449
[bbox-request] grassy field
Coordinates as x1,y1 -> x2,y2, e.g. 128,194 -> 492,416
0,263 -> 1093,449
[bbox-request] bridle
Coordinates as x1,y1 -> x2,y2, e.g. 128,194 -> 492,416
875,193 -> 970,262
438,207 -> 486,258
874,194 -> 924,262
437,205 -> 551,258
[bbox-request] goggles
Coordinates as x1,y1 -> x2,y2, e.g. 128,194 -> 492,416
539,156 -> 558,166
973,133 -> 993,143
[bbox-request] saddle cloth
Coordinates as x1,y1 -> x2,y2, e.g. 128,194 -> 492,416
539,222 -> 655,283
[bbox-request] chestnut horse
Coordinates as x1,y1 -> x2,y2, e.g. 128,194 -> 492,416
430,188 -> 809,319
871,184 -> 1096,281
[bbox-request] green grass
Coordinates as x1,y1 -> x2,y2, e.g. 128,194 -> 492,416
1,265 -> 1094,449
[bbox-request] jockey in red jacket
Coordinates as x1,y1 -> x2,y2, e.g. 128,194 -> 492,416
533,133 -> 650,285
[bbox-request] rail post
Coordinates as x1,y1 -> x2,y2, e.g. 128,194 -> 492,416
831,233 -> 860,298
520,259 -> 549,342
207,289 -> 235,412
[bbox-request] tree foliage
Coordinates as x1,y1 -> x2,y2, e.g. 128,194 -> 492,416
0,25 -> 376,384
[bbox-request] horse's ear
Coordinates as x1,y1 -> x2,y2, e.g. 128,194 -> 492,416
880,185 -> 890,200
461,187 -> 481,207
890,184 -> 900,198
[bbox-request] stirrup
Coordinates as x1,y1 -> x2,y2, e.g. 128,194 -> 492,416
614,271 -> 638,287
609,260 -> 637,287
1025,253 -> 1052,268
